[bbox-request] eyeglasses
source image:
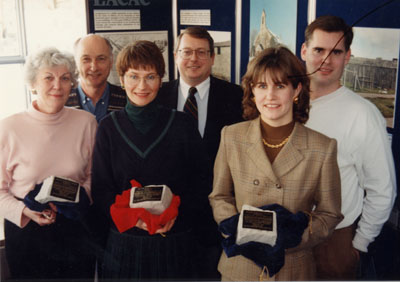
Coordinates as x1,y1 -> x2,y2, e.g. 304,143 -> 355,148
178,49 -> 211,60
125,74 -> 160,85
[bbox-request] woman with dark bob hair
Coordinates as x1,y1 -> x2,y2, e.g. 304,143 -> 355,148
209,46 -> 343,280
0,48 -> 97,280
91,40 -> 209,280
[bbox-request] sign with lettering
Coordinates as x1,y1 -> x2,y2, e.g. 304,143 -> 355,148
49,177 -> 79,201
242,210 -> 274,231
93,0 -> 150,7
131,186 -> 163,203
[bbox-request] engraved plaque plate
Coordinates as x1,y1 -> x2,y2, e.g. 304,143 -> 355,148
50,177 -> 79,201
242,210 -> 273,231
132,186 -> 163,203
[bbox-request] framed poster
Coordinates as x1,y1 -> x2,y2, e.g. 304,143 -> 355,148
316,0 -> 400,130
177,0 -> 237,83
97,31 -> 170,85
240,0 -> 308,79
87,0 -> 174,80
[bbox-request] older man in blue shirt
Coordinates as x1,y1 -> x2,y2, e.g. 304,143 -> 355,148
66,34 -> 126,122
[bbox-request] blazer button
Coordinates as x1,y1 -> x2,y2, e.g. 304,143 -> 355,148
275,183 -> 281,189
253,179 -> 260,185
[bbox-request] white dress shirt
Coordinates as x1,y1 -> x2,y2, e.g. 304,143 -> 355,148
177,77 -> 210,137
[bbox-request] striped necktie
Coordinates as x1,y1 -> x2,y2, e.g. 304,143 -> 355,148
184,87 -> 198,126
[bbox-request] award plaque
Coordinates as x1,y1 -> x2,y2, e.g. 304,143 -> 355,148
129,185 -> 173,215
236,204 -> 277,246
242,210 -> 274,231
131,186 -> 163,203
50,177 -> 80,201
35,176 -> 80,204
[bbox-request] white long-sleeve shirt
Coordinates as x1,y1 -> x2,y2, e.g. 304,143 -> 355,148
177,77 -> 210,137
0,102 -> 97,227
306,86 -> 396,252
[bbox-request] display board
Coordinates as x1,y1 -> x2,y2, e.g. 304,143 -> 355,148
240,0 -> 308,80
87,0 -> 174,82
176,0 -> 237,83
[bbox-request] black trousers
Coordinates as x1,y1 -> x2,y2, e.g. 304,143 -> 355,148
4,215 -> 96,281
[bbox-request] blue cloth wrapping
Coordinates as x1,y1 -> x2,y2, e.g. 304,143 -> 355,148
219,203 -> 309,277
23,183 -> 90,220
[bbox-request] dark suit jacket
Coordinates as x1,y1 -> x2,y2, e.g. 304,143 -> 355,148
156,76 -> 244,166
156,76 -> 243,246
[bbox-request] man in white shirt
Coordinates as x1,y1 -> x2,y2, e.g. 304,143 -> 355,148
301,15 -> 396,279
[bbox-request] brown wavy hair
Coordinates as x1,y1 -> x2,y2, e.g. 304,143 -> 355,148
242,46 -> 310,123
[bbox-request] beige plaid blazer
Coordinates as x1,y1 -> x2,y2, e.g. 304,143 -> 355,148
209,118 -> 343,281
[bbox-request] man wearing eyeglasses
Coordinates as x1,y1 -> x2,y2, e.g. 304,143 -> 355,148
156,26 -> 243,280
66,34 -> 126,122
301,15 -> 396,280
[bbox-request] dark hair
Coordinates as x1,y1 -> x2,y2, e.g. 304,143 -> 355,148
175,26 -> 215,56
116,40 -> 165,78
305,15 -> 353,51
241,45 -> 310,123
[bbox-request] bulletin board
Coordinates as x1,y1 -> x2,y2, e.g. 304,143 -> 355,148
239,0 -> 308,80
176,0 -> 238,83
86,0 -> 174,82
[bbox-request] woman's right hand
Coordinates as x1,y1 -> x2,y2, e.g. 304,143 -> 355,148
135,219 -> 148,231
135,217 -> 177,234
22,206 -> 56,226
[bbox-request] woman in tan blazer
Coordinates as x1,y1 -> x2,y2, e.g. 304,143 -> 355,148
209,46 -> 343,281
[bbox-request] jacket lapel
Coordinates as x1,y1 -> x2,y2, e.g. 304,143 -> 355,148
246,118 -> 279,184
272,123 -> 306,178
203,76 -> 217,139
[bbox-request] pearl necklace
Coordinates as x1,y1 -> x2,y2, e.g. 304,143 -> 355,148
262,135 -> 290,149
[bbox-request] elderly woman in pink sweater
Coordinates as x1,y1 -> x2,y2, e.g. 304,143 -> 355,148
0,48 -> 97,280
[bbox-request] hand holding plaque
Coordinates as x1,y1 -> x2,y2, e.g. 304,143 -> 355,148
23,176 -> 90,221
35,176 -> 80,204
110,179 -> 181,234
236,204 -> 277,246
129,185 -> 173,215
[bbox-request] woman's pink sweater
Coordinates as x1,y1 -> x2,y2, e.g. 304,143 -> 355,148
0,101 -> 97,227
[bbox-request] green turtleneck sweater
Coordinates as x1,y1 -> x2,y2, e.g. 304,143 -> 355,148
125,99 -> 160,135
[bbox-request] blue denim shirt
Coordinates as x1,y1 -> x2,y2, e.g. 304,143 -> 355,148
77,83 -> 110,122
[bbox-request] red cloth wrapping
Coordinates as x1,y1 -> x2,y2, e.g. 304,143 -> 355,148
110,180 -> 181,234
